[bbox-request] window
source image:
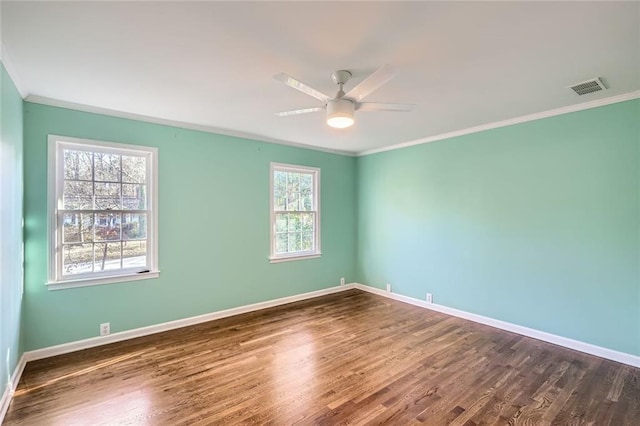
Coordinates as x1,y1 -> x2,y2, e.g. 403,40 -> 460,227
270,163 -> 321,262
48,135 -> 158,289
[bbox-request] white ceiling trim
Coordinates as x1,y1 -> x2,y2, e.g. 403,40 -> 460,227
25,95 -> 356,157
0,41 -> 28,99
4,1 -> 638,153
357,91 -> 640,157
26,91 -> 639,160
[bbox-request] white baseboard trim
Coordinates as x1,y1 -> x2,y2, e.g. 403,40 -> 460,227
25,284 -> 355,362
12,280 -> 636,423
354,283 -> 640,368
0,354 -> 27,424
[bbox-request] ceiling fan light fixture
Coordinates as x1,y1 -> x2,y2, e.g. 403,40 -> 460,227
275,66 -> 411,128
327,115 -> 354,129
326,99 -> 355,129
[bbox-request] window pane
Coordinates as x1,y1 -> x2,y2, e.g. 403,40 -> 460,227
63,181 -> 93,209
285,173 -> 301,211
302,232 -> 314,251
95,242 -> 122,271
274,171 -> 287,210
123,241 -> 147,268
301,213 -> 314,232
274,171 -> 287,188
287,172 -> 300,193
95,213 -> 121,241
64,150 -> 93,181
122,213 -> 147,240
286,190 -> 300,211
301,189 -> 312,211
288,213 -> 301,232
95,182 -> 121,209
123,184 -> 146,210
300,173 -> 314,211
276,233 -> 288,254
63,213 -> 94,243
94,153 -> 121,182
275,213 -> 287,233
288,232 -> 301,252
274,194 -> 286,211
122,155 -> 146,184
300,174 -> 312,192
62,243 -> 94,275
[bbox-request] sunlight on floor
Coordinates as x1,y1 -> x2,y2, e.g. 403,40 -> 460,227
270,329 -> 316,419
51,389 -> 154,426
15,350 -> 146,396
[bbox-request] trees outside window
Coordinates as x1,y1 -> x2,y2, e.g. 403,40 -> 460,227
48,135 -> 158,289
270,163 -> 321,263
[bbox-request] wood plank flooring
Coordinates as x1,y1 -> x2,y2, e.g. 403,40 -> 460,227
3,290 -> 639,425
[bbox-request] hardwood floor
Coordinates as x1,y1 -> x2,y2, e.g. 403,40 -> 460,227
4,290 -> 638,425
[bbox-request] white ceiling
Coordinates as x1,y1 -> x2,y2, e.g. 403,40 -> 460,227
2,1 -> 639,155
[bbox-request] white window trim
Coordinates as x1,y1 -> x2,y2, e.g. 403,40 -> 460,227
269,162 -> 321,263
47,135 -> 160,290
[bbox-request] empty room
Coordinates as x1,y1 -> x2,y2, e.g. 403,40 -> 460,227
1,1 -> 639,425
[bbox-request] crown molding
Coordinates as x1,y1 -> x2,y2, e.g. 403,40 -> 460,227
357,91 -> 640,157
24,95 -> 357,157
22,89 -> 639,159
0,42 -> 28,99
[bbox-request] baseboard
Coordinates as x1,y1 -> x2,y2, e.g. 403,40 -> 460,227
354,283 -> 640,368
0,354 -> 27,424
13,279 -> 636,422
25,283 -> 355,362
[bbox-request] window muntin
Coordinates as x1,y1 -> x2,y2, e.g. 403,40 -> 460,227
48,136 -> 158,289
270,163 -> 320,262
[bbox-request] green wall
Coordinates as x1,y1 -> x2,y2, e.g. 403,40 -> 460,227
0,63 -> 24,393
357,99 -> 640,356
23,102 -> 357,350
20,97 -> 640,358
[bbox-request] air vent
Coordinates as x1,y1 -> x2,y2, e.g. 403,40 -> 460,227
569,78 -> 607,96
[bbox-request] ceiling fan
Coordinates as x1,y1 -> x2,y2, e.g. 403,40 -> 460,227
274,64 -> 413,129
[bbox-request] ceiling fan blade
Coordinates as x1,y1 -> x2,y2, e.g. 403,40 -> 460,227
275,106 -> 325,117
356,102 -> 413,112
274,73 -> 331,103
345,64 -> 396,102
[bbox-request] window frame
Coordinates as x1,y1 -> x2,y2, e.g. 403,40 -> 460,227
269,162 -> 321,263
47,135 -> 159,290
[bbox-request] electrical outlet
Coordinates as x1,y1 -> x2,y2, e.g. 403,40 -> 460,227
426,293 -> 433,304
340,277 -> 345,286
386,283 -> 392,292
100,322 -> 110,336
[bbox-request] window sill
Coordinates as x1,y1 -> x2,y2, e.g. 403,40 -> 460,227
269,253 -> 322,264
46,270 -> 160,291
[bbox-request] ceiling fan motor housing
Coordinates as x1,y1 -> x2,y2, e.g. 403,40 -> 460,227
326,99 -> 355,128
331,70 -> 352,85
